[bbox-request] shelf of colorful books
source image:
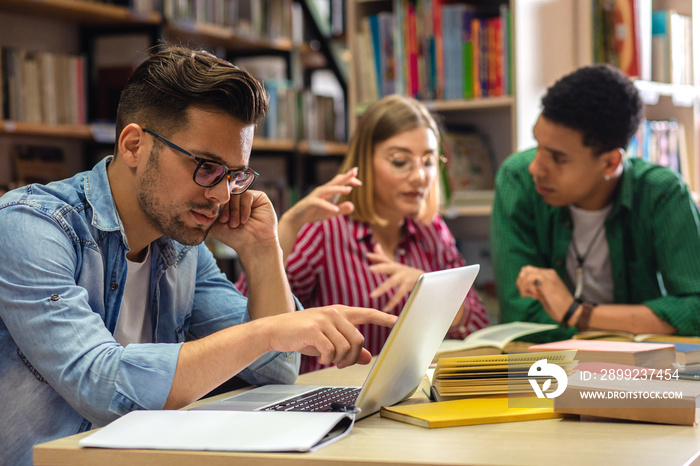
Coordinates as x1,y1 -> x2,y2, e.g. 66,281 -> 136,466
252,138 -> 296,152
0,125 -> 306,152
423,96 -> 514,113
0,121 -> 92,140
441,189 -> 494,218
441,203 -> 492,218
164,22 -> 293,53
354,95 -> 513,119
0,0 -> 161,25
634,80 -> 698,108
298,42 -> 328,70
297,140 -> 348,156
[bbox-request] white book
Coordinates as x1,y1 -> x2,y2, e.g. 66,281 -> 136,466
79,410 -> 355,453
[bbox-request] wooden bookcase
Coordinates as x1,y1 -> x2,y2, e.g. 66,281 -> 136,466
347,0 -> 700,219
0,0 -> 349,208
346,0 -> 584,220
576,0 -> 700,193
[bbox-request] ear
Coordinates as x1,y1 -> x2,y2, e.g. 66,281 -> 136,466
602,148 -> 624,180
117,124 -> 148,169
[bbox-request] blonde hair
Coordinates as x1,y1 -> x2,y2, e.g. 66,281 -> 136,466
338,94 -> 441,226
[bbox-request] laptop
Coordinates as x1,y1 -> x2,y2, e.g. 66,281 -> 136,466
194,264 -> 480,420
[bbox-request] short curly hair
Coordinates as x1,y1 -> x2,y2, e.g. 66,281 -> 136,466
541,64 -> 642,155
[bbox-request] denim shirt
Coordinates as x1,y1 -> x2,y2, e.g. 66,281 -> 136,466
0,157 -> 299,465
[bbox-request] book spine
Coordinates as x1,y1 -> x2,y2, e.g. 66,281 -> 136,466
471,17 -> 481,98
462,7 -> 474,99
433,0 -> 443,99
368,14 -> 384,97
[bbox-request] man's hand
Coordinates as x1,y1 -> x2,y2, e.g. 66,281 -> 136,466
210,190 -> 278,252
165,304 -> 398,408
516,265 -> 573,321
262,305 -> 397,369
367,244 -> 424,312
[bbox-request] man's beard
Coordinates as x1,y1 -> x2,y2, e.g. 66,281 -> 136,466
136,149 -> 220,246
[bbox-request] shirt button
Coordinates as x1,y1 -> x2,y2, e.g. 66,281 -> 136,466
110,283 -> 118,290
398,248 -> 406,256
50,294 -> 60,301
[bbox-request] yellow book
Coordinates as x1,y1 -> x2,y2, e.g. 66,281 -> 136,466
380,395 -> 563,429
430,350 -> 578,401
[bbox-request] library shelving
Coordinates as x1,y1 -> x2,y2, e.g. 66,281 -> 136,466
577,0 -> 700,193
0,0 -> 350,211
347,0 -> 700,219
347,0 -> 573,219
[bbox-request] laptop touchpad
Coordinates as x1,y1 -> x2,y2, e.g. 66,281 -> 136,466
192,384 -> 319,411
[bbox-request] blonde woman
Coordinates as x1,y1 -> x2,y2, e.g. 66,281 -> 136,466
238,94 -> 488,372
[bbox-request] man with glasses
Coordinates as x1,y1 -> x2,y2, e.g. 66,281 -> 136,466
0,45 -> 396,465
491,64 -> 700,342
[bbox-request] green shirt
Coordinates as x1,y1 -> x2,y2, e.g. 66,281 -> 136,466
491,148 -> 700,341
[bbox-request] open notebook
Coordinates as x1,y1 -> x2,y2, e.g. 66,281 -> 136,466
194,264 -> 480,420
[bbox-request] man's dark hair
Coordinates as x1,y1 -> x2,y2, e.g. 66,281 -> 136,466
541,64 -> 642,154
115,45 -> 268,142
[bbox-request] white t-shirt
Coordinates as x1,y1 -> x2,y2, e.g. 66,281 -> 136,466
113,246 -> 153,346
566,204 -> 614,304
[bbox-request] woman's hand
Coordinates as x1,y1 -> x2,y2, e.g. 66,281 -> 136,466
278,168 -> 362,262
367,244 -> 424,312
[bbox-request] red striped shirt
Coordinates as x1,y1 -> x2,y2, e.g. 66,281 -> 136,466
236,215 -> 488,373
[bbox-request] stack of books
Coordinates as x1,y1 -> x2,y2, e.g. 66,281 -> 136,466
528,340 -> 676,369
431,350 -> 578,402
554,362 -> 700,426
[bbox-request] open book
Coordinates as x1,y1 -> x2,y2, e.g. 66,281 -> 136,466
435,322 -> 558,360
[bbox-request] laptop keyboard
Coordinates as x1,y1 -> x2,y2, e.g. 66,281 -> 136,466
261,386 -> 361,412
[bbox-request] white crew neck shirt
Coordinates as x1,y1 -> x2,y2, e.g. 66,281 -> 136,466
566,204 -> 614,304
113,246 -> 153,346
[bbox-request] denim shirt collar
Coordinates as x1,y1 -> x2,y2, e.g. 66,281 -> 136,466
85,156 -> 178,267
84,156 -> 122,232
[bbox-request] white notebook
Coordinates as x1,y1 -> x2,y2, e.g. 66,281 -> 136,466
79,410 -> 354,453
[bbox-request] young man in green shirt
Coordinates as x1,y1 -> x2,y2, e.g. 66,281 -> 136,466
491,64 -> 700,342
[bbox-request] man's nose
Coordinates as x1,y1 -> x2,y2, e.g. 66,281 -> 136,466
528,151 -> 545,178
204,177 -> 231,204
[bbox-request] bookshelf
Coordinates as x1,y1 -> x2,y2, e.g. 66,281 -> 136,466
0,0 -> 160,24
346,0 -> 585,220
576,0 -> 700,193
0,2 -> 161,191
0,0 -> 350,209
347,0 -> 700,215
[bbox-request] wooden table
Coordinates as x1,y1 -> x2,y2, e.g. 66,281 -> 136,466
34,360 -> 700,466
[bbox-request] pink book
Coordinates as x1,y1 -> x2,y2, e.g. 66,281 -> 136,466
528,339 -> 675,368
